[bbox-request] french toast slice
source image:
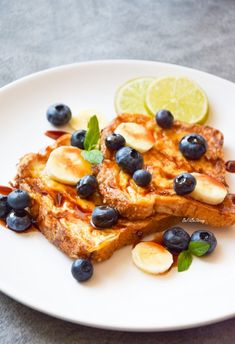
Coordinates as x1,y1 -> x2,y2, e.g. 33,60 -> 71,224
13,134 -> 178,262
97,113 -> 235,227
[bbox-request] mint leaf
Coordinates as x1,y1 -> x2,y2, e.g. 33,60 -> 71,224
84,115 -> 100,151
177,251 -> 193,272
188,241 -> 210,257
81,150 -> 103,165
81,115 -> 103,164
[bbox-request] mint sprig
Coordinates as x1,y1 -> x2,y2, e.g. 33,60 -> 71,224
84,115 -> 100,151
81,115 -> 103,165
188,241 -> 210,257
177,241 -> 210,272
178,251 -> 193,272
81,150 -> 103,165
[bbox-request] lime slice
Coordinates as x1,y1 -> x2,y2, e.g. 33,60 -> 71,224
70,108 -> 108,130
115,77 -> 155,115
146,76 -> 209,124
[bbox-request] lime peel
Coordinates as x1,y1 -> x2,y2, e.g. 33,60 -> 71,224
115,77 -> 155,116
145,76 -> 209,124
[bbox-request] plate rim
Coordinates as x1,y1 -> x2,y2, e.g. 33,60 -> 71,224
0,283 -> 234,332
1,59 -> 235,94
0,59 -> 235,331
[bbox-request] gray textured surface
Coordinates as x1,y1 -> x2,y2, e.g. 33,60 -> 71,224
0,0 -> 235,343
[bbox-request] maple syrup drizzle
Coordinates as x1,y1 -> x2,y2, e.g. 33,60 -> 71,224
55,192 -> 64,207
231,194 -> 235,205
225,160 -> 235,173
0,219 -> 6,227
44,130 -> 69,140
0,185 -> 13,195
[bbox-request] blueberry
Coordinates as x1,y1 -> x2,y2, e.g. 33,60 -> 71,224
76,175 -> 98,198
0,195 -> 11,219
71,130 -> 87,149
115,146 -> 143,175
163,227 -> 191,253
191,230 -> 217,254
6,210 -> 32,232
156,109 -> 174,129
105,133 -> 126,150
179,134 -> 207,160
91,206 -> 119,228
133,169 -> 152,187
173,173 -> 196,195
46,103 -> 72,127
7,189 -> 31,210
71,258 -> 93,282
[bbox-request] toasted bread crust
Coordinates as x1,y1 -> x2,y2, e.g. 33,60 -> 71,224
98,113 -> 235,227
14,135 -> 178,262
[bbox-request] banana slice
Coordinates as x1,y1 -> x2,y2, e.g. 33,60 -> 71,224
190,172 -> 227,205
46,146 -> 92,185
132,242 -> 173,275
70,108 -> 108,130
115,122 -> 154,153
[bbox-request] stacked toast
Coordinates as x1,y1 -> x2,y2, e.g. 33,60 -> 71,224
14,114 -> 235,262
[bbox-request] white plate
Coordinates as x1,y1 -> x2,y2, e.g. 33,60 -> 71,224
0,60 -> 235,331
